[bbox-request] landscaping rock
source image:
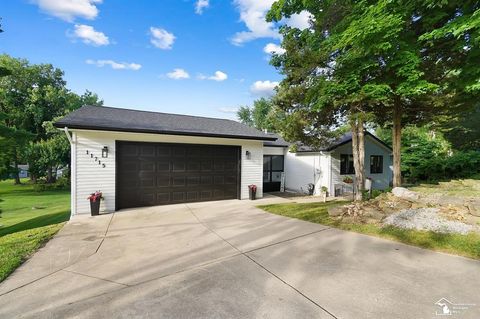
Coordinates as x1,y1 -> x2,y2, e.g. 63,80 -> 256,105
328,206 -> 345,217
362,206 -> 385,220
383,208 -> 475,235
392,187 -> 419,201
467,201 -> 480,217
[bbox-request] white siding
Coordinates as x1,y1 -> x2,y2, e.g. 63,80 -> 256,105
330,135 -> 392,191
72,129 -> 264,215
284,151 -> 330,195
263,146 -> 286,156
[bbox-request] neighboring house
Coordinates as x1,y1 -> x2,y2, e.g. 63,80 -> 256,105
10,164 -> 29,179
55,106 -> 392,215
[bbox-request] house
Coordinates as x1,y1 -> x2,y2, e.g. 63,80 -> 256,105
265,132 -> 393,196
55,106 -> 392,215
10,164 -> 29,179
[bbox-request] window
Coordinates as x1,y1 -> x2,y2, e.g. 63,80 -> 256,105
340,154 -> 355,175
370,155 -> 383,174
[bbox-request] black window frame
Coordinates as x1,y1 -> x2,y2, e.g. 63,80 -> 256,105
263,155 -> 284,183
340,154 -> 355,175
370,155 -> 383,174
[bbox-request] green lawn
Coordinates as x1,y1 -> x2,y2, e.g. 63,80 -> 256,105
0,179 -> 70,282
259,201 -> 480,260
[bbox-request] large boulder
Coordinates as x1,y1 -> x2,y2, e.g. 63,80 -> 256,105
466,200 -> 480,217
328,206 -> 345,217
392,187 -> 419,201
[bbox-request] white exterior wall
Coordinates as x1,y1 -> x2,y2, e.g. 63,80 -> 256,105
72,129 -> 264,215
263,146 -> 286,156
284,151 -> 330,195
330,136 -> 392,191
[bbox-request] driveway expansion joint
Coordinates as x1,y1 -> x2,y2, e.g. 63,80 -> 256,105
185,204 -> 338,319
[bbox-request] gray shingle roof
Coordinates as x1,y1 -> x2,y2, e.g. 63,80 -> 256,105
263,133 -> 290,147
296,131 -> 392,152
54,106 -> 276,141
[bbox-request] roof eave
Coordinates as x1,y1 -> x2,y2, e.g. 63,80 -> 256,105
54,123 -> 277,141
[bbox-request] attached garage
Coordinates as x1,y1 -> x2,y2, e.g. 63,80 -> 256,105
55,105 -> 275,215
116,142 -> 240,209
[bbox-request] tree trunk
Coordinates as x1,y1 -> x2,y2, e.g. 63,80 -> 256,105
350,115 -> 365,201
47,167 -> 53,184
392,98 -> 402,187
13,148 -> 20,185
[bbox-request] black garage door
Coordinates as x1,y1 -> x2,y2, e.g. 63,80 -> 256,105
116,141 -> 241,210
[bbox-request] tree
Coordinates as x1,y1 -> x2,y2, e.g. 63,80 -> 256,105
0,55 -> 104,184
268,0 -> 478,194
267,1 -> 405,199
441,104 -> 480,150
237,98 -> 278,132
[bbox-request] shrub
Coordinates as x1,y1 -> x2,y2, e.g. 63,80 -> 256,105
33,177 -> 70,192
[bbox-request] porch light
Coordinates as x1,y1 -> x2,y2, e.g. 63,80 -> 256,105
102,146 -> 109,158
245,150 -> 251,159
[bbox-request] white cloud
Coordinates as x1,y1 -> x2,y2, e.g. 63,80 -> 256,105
195,0 -> 209,14
73,24 -> 109,46
198,71 -> 228,82
86,59 -> 142,70
149,27 -> 175,50
284,11 -> 311,30
250,80 -> 279,97
166,68 -> 190,80
264,43 -> 285,55
32,0 -> 102,22
231,0 -> 279,46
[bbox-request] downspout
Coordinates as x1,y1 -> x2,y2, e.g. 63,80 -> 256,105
63,127 -> 74,144
63,127 -> 76,217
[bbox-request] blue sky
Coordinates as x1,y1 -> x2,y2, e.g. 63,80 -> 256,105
0,0 -> 310,119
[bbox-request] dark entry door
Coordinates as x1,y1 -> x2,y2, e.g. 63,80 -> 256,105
263,155 -> 284,192
117,142 -> 240,210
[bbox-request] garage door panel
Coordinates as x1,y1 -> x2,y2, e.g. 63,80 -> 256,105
156,161 -> 170,172
156,146 -> 171,157
156,175 -> 171,187
172,161 -> 186,172
187,176 -> 200,186
140,145 -> 155,156
117,142 -> 240,209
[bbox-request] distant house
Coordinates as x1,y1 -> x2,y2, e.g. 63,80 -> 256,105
11,164 -> 29,179
54,106 -> 392,215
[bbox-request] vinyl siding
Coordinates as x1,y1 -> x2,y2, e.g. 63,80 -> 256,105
72,129 -> 264,215
263,146 -> 286,156
284,151 -> 330,195
330,135 -> 392,192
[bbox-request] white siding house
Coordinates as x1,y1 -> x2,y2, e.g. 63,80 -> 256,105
56,106 -> 393,215
272,133 -> 393,196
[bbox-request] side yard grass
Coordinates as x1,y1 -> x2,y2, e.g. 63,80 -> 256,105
0,179 -> 70,282
259,201 -> 480,260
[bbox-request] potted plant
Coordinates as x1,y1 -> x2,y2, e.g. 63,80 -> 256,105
321,186 -> 328,202
248,184 -> 257,200
87,191 -> 103,216
343,176 -> 353,184
307,183 -> 315,195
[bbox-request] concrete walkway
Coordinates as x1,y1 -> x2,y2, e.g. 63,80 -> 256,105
0,196 -> 479,318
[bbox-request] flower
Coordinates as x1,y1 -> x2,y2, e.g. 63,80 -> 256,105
87,191 -> 103,202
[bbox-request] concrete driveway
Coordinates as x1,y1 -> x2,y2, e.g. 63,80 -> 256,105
0,196 -> 479,319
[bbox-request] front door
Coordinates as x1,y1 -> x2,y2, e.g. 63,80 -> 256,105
263,155 -> 284,192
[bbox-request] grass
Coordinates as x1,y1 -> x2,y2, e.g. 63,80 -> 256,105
0,179 -> 70,282
259,201 -> 480,260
